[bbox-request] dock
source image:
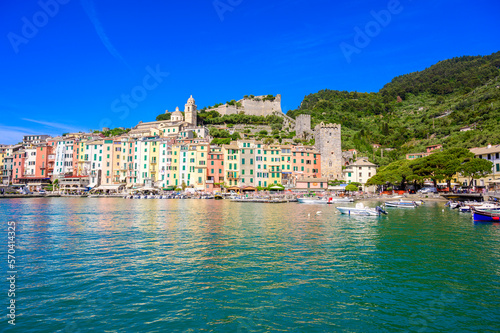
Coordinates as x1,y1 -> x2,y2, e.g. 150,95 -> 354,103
441,193 -> 484,202
231,198 -> 298,203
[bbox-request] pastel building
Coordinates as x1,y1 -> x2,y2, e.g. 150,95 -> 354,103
265,144 -> 282,186
238,140 -> 257,187
343,158 -> 377,190
207,146 -> 224,192
461,144 -> 500,189
53,138 -> 75,177
12,150 -> 26,183
223,144 -> 240,187
86,140 -> 104,187
291,146 -> 321,179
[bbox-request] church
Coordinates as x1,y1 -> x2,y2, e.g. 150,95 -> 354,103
128,95 -> 199,138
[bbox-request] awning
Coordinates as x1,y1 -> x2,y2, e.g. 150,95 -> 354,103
226,186 -> 240,191
269,186 -> 284,190
488,180 -> 500,183
163,186 -> 176,191
241,186 -> 257,191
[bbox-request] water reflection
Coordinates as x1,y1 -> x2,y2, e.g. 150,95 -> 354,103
0,198 -> 498,332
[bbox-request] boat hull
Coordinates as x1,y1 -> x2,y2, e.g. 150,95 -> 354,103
472,208 -> 500,222
298,198 -> 328,204
384,201 -> 417,208
337,205 -> 387,216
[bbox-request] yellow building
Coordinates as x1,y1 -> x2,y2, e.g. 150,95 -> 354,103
280,145 -> 293,187
112,140 -> 123,183
223,144 -> 240,187
149,139 -> 161,185
0,146 -> 6,177
265,144 -> 282,186
171,144 -> 181,187
76,139 -> 88,176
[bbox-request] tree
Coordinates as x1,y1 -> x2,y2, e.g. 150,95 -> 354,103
345,184 -> 359,192
156,113 -> 171,121
433,148 -> 474,189
459,158 -> 493,187
366,159 -> 415,189
263,138 -> 274,145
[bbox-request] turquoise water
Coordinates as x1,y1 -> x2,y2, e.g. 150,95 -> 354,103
1,198 -> 500,332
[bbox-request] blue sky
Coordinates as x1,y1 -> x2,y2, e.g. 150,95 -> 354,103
1,0 -> 499,144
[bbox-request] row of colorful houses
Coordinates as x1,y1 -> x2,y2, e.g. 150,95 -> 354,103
1,133 -> 324,192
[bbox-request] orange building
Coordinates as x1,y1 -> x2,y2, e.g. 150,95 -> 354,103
207,146 -> 224,192
291,146 -> 321,179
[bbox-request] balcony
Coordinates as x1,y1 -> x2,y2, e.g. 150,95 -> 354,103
206,180 -> 214,184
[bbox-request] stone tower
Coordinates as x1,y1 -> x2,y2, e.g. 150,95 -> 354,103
314,122 -> 342,180
295,114 -> 311,137
184,95 -> 197,126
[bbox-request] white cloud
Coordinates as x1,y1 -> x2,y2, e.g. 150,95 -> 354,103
21,118 -> 85,133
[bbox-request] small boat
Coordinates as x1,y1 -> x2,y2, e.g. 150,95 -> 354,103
298,197 -> 329,204
460,202 -> 500,213
472,207 -> 500,222
298,197 -> 354,204
384,200 -> 419,208
337,203 -> 388,216
327,197 -> 355,203
214,195 -> 223,200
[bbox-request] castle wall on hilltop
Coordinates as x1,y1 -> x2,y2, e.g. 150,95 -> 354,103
211,95 -> 282,117
296,114 -> 311,137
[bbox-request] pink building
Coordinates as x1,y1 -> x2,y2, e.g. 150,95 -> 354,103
207,146 -> 224,192
12,150 -> 25,184
291,147 -> 321,179
34,144 -> 51,178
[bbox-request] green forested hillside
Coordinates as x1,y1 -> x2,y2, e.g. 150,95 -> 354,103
287,51 -> 500,167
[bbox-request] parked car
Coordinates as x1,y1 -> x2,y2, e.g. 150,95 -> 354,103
39,190 -> 46,194
418,187 -> 438,194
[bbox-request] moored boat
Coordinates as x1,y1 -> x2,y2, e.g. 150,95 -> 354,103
460,202 -> 500,213
384,200 -> 419,208
472,207 -> 500,222
337,203 -> 388,216
298,197 -> 329,204
298,196 -> 354,204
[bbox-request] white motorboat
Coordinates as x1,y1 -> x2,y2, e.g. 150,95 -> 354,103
298,197 -> 354,204
384,199 -> 419,208
460,202 -> 500,213
337,203 -> 388,216
298,197 -> 329,204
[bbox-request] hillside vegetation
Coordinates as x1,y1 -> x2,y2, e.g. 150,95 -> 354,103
287,51 -> 500,166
